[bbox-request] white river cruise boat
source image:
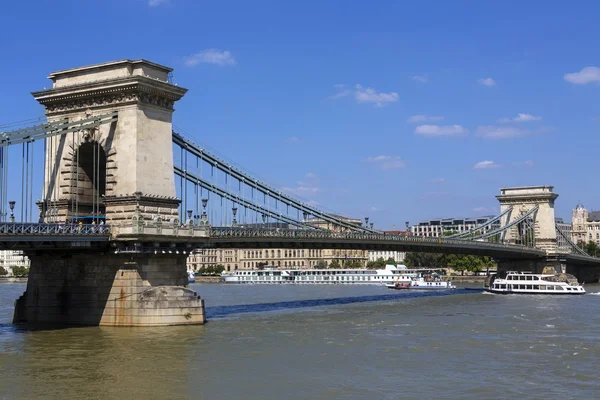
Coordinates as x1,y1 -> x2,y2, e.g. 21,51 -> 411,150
221,264 -> 417,285
486,271 -> 585,295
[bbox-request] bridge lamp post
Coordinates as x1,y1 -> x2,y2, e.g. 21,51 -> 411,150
365,217 -> 369,229
201,198 -> 208,225
9,201 -> 15,223
232,206 -> 238,227
261,214 -> 267,228
187,210 -> 193,225
370,222 -> 374,230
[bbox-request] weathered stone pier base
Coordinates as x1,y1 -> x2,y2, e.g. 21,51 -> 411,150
13,252 -> 205,326
496,258 -> 561,275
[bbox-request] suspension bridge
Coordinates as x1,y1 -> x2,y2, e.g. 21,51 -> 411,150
1,59 -> 598,327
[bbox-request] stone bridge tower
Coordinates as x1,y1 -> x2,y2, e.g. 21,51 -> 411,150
32,59 -> 187,225
13,60 -> 206,327
496,186 -> 558,253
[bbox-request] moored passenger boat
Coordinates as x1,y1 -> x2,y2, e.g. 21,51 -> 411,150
385,272 -> 455,290
410,273 -> 456,290
221,264 -> 415,285
485,271 -> 585,295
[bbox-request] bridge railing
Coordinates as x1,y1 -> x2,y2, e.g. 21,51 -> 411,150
209,227 -> 541,251
0,223 -> 111,236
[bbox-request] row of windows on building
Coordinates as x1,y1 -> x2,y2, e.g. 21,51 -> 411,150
242,249 -> 324,259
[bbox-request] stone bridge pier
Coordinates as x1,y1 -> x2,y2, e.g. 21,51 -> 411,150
13,59 -> 206,327
13,251 -> 204,326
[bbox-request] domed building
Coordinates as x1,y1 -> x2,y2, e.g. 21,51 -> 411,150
571,202 -> 600,244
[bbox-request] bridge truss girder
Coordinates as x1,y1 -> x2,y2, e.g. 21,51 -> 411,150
445,207 -> 513,239
0,112 -> 118,147
172,131 -> 378,234
468,205 -> 539,243
174,165 -> 321,230
555,223 -> 588,256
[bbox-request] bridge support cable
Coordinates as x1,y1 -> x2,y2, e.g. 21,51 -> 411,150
523,218 -> 536,248
173,150 -> 323,230
468,205 -> 540,242
0,112 -> 118,147
445,207 -> 513,239
1,112 -> 118,224
555,223 -> 588,256
172,131 -> 379,234
500,208 -> 513,243
174,166 -> 321,230
0,146 -> 7,222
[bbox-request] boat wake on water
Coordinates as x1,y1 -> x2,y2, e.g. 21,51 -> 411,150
206,288 -> 478,319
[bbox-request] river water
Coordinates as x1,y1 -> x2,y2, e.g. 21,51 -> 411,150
1,282 -> 599,399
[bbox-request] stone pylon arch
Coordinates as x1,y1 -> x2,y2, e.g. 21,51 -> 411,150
33,60 -> 188,225
496,186 -> 558,253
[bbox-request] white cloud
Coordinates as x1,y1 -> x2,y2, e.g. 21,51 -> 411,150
354,84 -> 399,107
564,67 -> 600,85
513,160 -> 534,167
364,155 -> 405,170
475,125 -> 532,139
477,77 -> 496,87
412,74 -> 428,83
429,177 -> 445,184
296,173 -> 320,188
370,206 -> 380,212
284,136 -> 300,144
328,89 -> 352,100
498,113 -> 542,123
330,84 -> 398,107
288,172 -> 322,197
473,207 -> 491,213
415,124 -> 468,137
148,0 -> 169,6
408,114 -> 444,123
473,160 -> 501,169
184,49 -> 236,67
305,200 -> 320,207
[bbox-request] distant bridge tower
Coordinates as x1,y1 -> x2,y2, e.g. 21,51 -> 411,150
496,186 -> 558,253
32,59 -> 187,224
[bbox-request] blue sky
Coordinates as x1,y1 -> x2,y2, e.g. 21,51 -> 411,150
0,0 -> 599,228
